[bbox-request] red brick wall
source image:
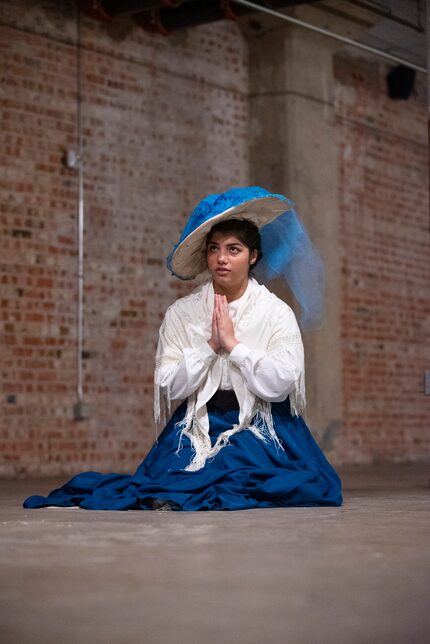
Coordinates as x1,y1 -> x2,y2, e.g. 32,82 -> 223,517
0,2 -> 249,475
1,2 -> 429,477
334,55 -> 430,463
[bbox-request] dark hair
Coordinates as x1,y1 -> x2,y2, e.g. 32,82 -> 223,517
205,218 -> 263,269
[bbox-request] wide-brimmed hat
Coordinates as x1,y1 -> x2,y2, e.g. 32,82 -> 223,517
167,186 -> 293,280
166,186 -> 325,327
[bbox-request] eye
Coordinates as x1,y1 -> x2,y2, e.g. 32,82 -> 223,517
207,244 -> 218,252
229,246 -> 240,254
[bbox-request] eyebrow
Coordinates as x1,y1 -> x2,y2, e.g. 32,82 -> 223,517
207,241 -> 244,247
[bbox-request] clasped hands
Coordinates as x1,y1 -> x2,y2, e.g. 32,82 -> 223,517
208,294 -> 238,354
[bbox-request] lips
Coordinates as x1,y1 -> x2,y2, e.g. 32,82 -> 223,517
216,268 -> 230,274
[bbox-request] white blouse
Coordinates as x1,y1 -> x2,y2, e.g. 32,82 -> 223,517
165,291 -> 303,404
154,278 -> 306,471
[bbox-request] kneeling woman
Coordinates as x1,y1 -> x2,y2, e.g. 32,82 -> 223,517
24,187 -> 342,511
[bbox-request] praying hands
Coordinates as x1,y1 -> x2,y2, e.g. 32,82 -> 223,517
208,294 -> 238,354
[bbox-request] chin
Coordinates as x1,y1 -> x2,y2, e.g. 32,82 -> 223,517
212,275 -> 230,286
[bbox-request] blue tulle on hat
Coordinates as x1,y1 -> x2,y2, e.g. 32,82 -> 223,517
167,186 -> 325,328
253,208 -> 325,328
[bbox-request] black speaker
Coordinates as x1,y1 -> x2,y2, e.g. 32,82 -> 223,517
386,65 -> 416,100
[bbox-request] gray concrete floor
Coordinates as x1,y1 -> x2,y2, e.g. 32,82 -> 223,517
1,464 -> 429,644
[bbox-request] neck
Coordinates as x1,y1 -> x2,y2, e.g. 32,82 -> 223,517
213,277 -> 249,302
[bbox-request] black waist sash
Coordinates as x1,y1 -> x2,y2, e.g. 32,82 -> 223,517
206,389 -> 239,413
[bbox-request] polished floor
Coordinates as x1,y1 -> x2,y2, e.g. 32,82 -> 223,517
1,464 -> 429,644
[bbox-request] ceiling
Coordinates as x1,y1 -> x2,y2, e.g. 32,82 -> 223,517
76,0 -> 427,71
347,0 -> 426,69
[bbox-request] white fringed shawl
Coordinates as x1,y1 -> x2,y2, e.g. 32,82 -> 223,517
154,278 -> 305,472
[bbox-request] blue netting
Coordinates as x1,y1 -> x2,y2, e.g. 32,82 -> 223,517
253,209 -> 325,328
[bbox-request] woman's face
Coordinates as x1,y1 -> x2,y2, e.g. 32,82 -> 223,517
206,232 -> 257,289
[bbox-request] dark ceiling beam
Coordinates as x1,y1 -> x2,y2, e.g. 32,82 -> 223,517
75,0 -> 316,33
104,0 -> 187,18
75,0 -> 191,22
134,0 -> 248,34
134,0 -> 315,35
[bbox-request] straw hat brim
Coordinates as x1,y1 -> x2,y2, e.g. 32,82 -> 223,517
170,196 -> 291,279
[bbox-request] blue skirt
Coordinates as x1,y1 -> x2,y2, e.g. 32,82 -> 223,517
23,400 -> 342,511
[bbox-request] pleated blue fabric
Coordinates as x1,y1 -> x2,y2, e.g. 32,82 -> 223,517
23,400 -> 342,511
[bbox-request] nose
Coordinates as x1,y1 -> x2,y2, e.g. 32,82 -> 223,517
217,252 -> 227,265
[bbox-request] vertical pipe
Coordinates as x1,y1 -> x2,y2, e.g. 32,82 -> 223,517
426,1 -> 430,398
427,0 -> 430,178
74,8 -> 86,419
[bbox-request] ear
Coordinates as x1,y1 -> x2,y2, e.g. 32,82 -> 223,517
249,249 -> 258,265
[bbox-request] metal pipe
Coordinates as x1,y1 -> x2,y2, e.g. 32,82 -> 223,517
75,8 -> 86,420
427,1 -> 430,208
232,0 -> 427,74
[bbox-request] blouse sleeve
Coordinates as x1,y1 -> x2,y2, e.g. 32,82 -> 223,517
162,343 -> 217,400
228,305 -> 304,403
155,306 -> 217,401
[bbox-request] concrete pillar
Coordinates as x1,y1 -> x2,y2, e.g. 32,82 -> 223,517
245,6 -> 377,458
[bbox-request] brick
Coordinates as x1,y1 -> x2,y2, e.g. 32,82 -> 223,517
335,53 -> 429,463
0,3 -> 248,475
1,4 -> 428,476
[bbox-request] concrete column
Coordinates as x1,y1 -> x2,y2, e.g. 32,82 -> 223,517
245,6 -> 376,457
245,6 -> 375,462
247,23 -> 342,453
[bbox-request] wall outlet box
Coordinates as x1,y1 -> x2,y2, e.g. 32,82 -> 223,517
425,371 -> 430,396
73,401 -> 90,421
